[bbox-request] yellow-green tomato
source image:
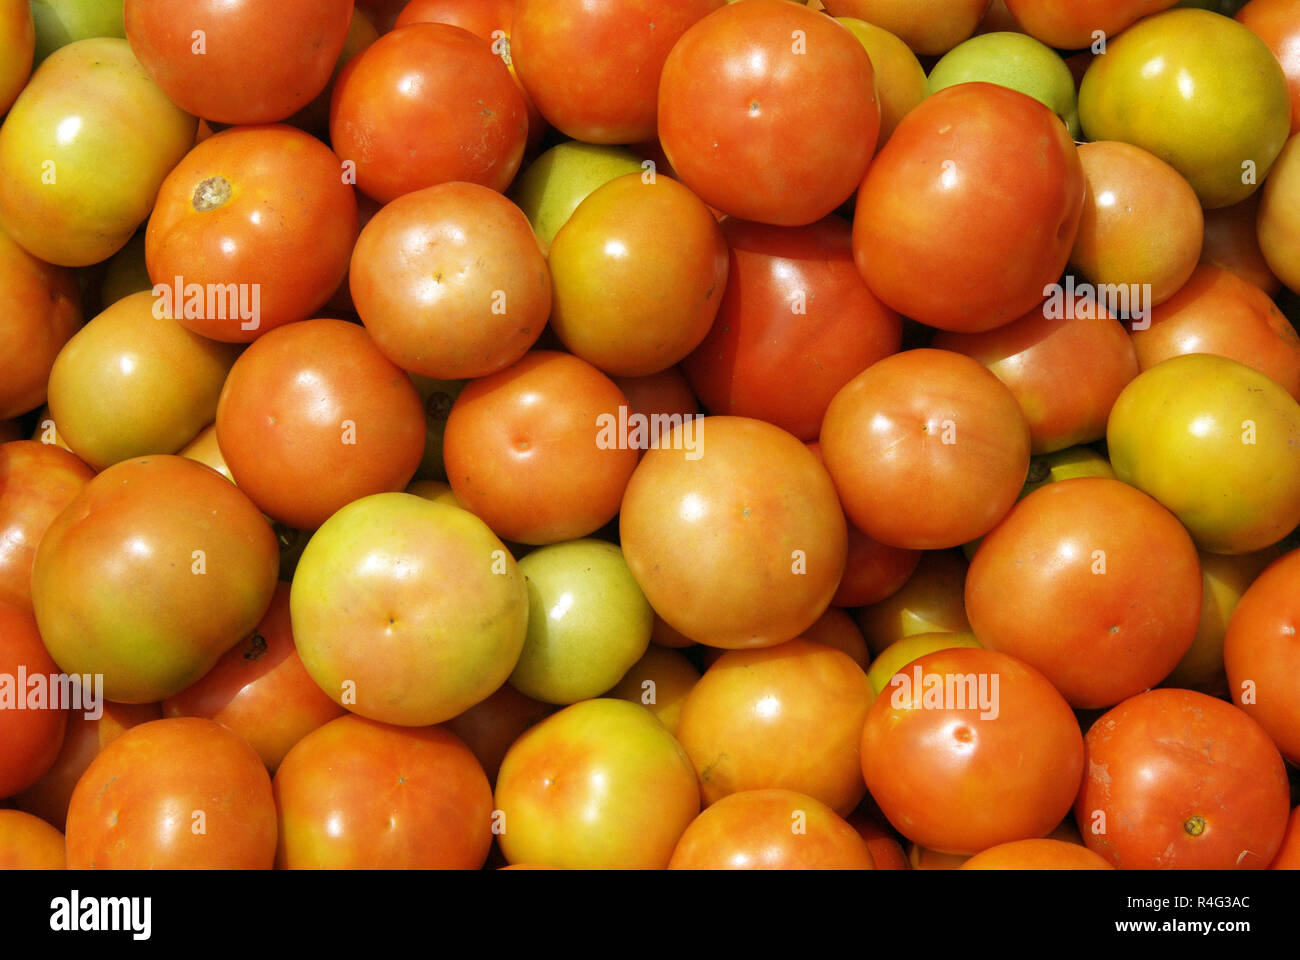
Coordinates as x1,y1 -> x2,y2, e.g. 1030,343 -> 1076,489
510,538 -> 653,704
1078,8 -> 1290,208
30,0 -> 124,63
0,0 -> 34,113
290,493 -> 529,727
1257,133 -> 1300,292
0,37 -> 195,266
509,141 -> 643,250
865,631 -> 982,698
836,18 -> 927,148
605,645 -> 700,733
46,290 -> 237,471
1107,354 -> 1300,554
494,698 -> 701,869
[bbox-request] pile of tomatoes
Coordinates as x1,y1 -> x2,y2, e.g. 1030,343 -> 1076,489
2,0 -> 1300,872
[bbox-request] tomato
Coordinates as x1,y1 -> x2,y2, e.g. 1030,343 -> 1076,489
46,291 -> 237,471
1075,688 -> 1290,869
801,609 -> 870,669
0,0 -> 33,116
275,715 -> 492,869
855,550 -> 972,656
442,683 -> 553,785
548,173 -> 728,378
834,528 -> 921,609
821,0 -> 990,55
1224,548 -> 1300,764
1271,806 -> 1300,869
676,639 -> 872,814
682,215 -> 901,441
0,810 -> 64,869
145,125 -> 358,343
409,376 -> 465,483
510,142 -> 646,252
959,839 -> 1114,870
124,0 -> 353,124
848,814 -> 907,870
350,182 -> 548,380
1078,9 -> 1290,208
658,0 -> 878,226
215,318 -> 426,532
330,23 -> 527,203
1200,194 -> 1280,295
611,367 -> 701,436
1239,0 -> 1300,133
1107,354 -> 1300,554
1069,141 -> 1204,308
865,631 -> 982,697
1257,133 -> 1300,293
494,699 -> 700,869
65,717 -> 277,869
852,84 -> 1084,333
286,8 -> 380,138
966,478 -> 1202,708
13,701 -> 161,831
443,351 -> 639,545
1130,265 -> 1300,400
178,424 -> 233,484
31,455 -> 280,703
861,647 -> 1084,855
668,789 -> 875,869
162,583 -> 346,771
0,38 -> 196,267
290,493 -> 529,726
606,646 -> 701,734
1003,0 -> 1179,49
908,842 -> 970,870
836,18 -> 928,148
621,416 -> 847,649
98,232 -> 151,310
0,441 -> 93,611
0,602 -> 68,799
820,349 -> 1031,550
932,301 -> 1138,455
512,0 -> 718,144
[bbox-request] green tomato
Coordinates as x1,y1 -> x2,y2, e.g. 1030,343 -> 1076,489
509,141 -> 644,250
929,32 -> 1079,139
30,0 -> 124,64
836,18 -> 927,148
510,538 -> 653,704
1107,354 -> 1300,554
1079,8 -> 1290,208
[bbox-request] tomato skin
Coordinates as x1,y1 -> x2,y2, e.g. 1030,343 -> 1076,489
853,83 -> 1083,334
669,789 -> 875,869
0,0 -> 34,115
65,717 -> 277,869
1240,0 -> 1300,133
442,683 -> 554,784
606,645 -> 701,734
0,809 -> 64,869
833,528 -> 921,608
855,549 -> 971,657
330,23 -> 528,203
820,349 -> 1031,551
124,0 -> 353,124
960,838 -> 1114,870
0,602 -> 68,799
146,125 -> 359,343
658,0 -> 879,227
1271,806 -> 1300,869
1075,689 -> 1291,869
1200,194 -> 1280,295
967,479 -> 1201,708
861,647 -> 1083,855
683,215 -> 901,442
215,318 -> 427,532
350,182 -> 549,380
1004,0 -> 1178,49
848,814 -> 907,870
822,0 -> 990,55
1224,548 -> 1300,764
31,456 -> 280,704
0,441 -> 94,610
0,38 -> 196,268
275,715 -> 493,869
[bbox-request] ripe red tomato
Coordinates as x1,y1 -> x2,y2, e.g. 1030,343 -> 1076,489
0,601 -> 67,799
848,814 -> 908,870
1075,688 -> 1290,869
146,125 -> 358,343
853,83 -> 1084,333
861,647 -> 1084,855
442,683 -> 554,784
330,23 -> 528,202
124,0 -> 354,124
820,349 -> 1031,550
275,715 -> 493,869
215,318 -> 427,532
65,717 -> 277,869
658,0 -> 879,226
683,215 -> 901,441
443,351 -> 639,545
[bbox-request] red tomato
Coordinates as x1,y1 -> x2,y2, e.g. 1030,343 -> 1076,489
853,83 -> 1084,333
1075,689 -> 1290,869
820,349 -> 1032,550
441,683 -> 554,784
0,601 -> 67,799
66,717 -> 278,869
0,441 -> 94,610
330,23 -> 528,202
124,0 -> 354,124
1004,0 -> 1179,49
275,715 -> 493,869
668,789 -> 875,869
611,367 -> 701,430
848,814 -> 908,870
683,215 -> 901,441
1200,194 -> 1281,295
146,125 -> 358,343
443,351 -> 639,545
0,809 -> 64,869
215,318 -> 427,532
835,529 -> 922,608
658,0 -> 879,226
1240,0 -> 1300,134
